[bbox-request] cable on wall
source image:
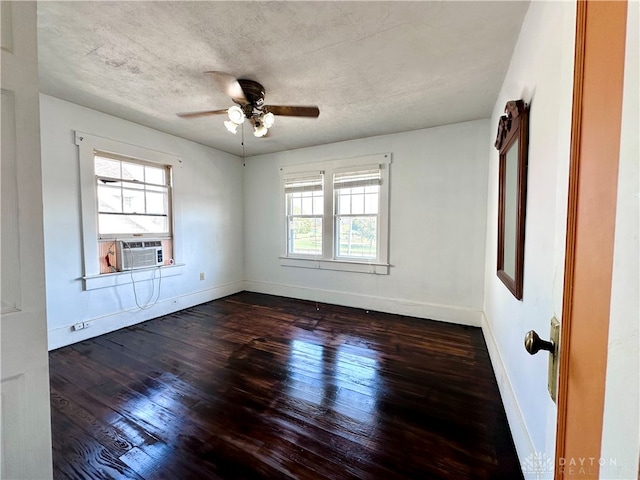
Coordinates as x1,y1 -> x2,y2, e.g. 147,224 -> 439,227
123,240 -> 163,310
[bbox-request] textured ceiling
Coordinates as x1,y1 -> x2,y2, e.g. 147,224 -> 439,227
37,1 -> 529,157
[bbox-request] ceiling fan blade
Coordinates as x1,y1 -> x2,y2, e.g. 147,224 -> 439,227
177,109 -> 228,119
204,71 -> 247,103
264,105 -> 320,118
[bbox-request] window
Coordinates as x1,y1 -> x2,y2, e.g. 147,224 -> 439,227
281,153 -> 391,274
334,168 -> 380,260
285,173 -> 324,256
94,153 -> 172,239
76,132 -> 182,288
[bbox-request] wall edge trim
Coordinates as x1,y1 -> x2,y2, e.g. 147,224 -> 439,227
244,280 -> 483,326
47,280 -> 245,351
481,311 -> 537,478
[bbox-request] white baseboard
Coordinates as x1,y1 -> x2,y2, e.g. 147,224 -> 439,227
244,280 -> 483,326
481,312 -> 538,479
47,281 -> 244,351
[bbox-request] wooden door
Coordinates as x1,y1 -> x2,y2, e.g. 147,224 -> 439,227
555,1 -> 628,478
1,2 -> 53,478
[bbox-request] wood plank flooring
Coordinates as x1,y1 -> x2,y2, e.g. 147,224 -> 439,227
49,292 -> 522,479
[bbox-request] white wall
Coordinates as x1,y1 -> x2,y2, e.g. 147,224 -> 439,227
244,119 -> 489,325
40,95 -> 245,350
482,1 -> 576,476
600,2 -> 640,478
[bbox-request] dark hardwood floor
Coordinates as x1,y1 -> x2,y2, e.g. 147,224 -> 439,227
49,292 -> 522,479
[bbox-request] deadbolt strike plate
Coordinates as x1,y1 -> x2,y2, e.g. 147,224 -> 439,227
548,316 -> 560,403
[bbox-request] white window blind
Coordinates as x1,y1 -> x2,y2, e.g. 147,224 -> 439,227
284,173 -> 323,193
333,167 -> 381,190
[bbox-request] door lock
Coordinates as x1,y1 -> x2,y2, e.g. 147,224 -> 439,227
524,317 -> 560,402
524,330 -> 554,355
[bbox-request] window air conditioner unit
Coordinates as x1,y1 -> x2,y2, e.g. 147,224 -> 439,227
116,240 -> 163,271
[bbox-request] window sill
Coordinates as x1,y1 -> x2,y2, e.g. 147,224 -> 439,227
82,263 -> 185,290
279,257 -> 389,275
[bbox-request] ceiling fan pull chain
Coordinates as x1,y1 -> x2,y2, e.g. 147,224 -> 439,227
241,123 -> 245,159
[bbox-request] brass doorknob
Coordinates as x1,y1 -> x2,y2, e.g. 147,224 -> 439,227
524,330 -> 555,355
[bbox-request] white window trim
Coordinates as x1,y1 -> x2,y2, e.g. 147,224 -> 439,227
76,132 -> 182,280
82,263 -> 186,291
279,153 -> 391,275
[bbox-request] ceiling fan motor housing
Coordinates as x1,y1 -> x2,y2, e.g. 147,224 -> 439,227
237,79 -> 265,108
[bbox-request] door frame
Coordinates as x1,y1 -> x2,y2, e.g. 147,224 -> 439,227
554,1 -> 628,477
1,2 -> 53,478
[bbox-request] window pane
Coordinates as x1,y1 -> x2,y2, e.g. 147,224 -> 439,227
121,161 -> 144,181
122,188 -> 145,213
95,156 -> 121,178
289,217 -> 322,255
145,165 -> 166,185
364,192 -> 379,214
146,191 -> 167,215
94,152 -> 172,239
301,195 -> 313,215
98,213 -> 168,235
313,196 -> 323,215
337,216 -> 377,259
291,196 -> 302,215
338,193 -> 350,215
97,184 -> 122,213
351,194 -> 365,214
336,186 -> 377,216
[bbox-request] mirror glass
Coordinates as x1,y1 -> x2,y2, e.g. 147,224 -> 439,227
503,139 -> 518,280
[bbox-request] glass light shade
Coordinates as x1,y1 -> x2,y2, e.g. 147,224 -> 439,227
224,120 -> 238,134
253,123 -> 268,137
262,112 -> 275,128
227,105 -> 245,124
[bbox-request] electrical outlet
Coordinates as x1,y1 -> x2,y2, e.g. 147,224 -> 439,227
72,322 -> 84,331
83,321 -> 92,329
200,272 -> 205,281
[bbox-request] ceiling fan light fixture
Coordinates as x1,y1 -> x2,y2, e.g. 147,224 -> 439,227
224,120 -> 239,134
227,105 -> 245,124
261,112 -> 275,129
253,122 -> 268,137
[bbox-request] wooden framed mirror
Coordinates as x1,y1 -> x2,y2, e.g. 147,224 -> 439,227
494,100 -> 529,300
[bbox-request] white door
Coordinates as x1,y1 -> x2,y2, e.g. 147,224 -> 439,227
1,2 -> 53,478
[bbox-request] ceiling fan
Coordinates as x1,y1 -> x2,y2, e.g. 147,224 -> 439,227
177,72 -> 320,137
